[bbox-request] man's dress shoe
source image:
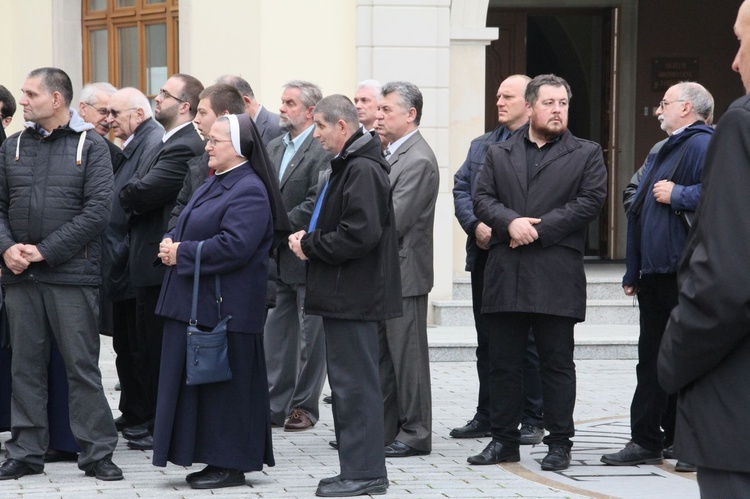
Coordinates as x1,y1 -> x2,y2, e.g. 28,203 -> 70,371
284,408 -> 314,432
601,441 -> 663,465
122,422 -> 150,440
541,445 -> 571,471
449,419 -> 491,439
44,449 -> 78,463
0,459 -> 42,480
126,435 -> 154,450
315,476 -> 388,497
384,440 -> 429,457
467,440 -> 520,465
519,424 -> 545,445
84,458 -> 123,481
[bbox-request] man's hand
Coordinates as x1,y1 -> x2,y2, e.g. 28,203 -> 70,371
158,238 -> 180,266
474,222 -> 492,250
289,230 -> 308,261
3,244 -> 30,275
623,285 -> 638,296
508,217 -> 541,248
653,180 -> 675,204
19,244 -> 44,263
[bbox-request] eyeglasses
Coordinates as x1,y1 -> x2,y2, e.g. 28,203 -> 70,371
84,102 -> 109,115
207,137 -> 232,147
659,99 -> 686,109
107,107 -> 137,118
158,89 -> 187,105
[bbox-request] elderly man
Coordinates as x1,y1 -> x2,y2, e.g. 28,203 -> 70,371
658,2 -> 750,495
471,74 -> 607,471
452,74 -> 544,445
354,80 -> 381,131
376,81 -> 439,457
0,67 -> 121,481
288,94 -> 400,498
78,82 -> 120,162
602,82 -> 713,469
118,73 -> 205,450
103,87 -> 164,434
264,81 -> 331,432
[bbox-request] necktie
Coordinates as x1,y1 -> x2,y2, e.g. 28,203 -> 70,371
383,147 -> 391,160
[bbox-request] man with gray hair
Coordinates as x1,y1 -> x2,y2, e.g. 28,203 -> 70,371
602,81 -> 714,470
78,82 -> 120,162
215,74 -> 283,146
354,79 -> 381,131
375,80 -> 439,457
289,93 -> 400,497
265,80 -> 332,432
102,87 -> 164,435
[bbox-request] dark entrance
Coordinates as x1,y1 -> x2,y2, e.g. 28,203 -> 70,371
486,8 -> 617,258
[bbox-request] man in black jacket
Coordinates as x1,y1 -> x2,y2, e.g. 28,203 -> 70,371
658,1 -> 750,495
118,73 -> 204,450
0,67 -> 121,481
289,94 -> 401,498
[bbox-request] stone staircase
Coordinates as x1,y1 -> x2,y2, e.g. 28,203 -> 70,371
428,263 -> 639,361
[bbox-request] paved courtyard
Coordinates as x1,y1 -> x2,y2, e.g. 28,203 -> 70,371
0,336 -> 699,498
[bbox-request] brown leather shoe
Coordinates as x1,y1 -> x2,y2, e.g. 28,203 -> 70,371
284,408 -> 314,432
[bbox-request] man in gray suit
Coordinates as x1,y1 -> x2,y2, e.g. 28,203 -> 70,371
376,81 -> 439,457
264,80 -> 332,431
215,74 -> 284,147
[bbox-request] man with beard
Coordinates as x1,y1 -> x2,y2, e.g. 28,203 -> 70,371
118,74 -> 204,450
452,74 -> 544,445
602,82 -> 713,470
264,80 -> 331,432
470,74 -> 607,471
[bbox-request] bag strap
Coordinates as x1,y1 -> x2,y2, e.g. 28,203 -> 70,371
189,241 -> 223,326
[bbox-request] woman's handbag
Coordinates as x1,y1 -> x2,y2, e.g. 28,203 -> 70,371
185,241 -> 233,386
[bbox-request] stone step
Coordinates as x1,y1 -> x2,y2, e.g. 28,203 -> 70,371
428,324 -> 638,362
432,298 -> 639,326
451,276 -> 627,301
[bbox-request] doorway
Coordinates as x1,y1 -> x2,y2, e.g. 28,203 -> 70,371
486,8 -> 617,258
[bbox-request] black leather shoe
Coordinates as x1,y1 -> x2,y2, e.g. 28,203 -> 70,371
323,395 -> 333,404
126,435 -> 153,450
519,424 -> 545,445
384,440 -> 429,457
0,459 -> 42,480
315,477 -> 388,497
113,416 -> 133,432
84,458 -> 123,481
189,467 -> 245,489
663,445 -> 675,459
186,465 -> 218,483
541,445 -> 571,471
329,440 -> 339,450
122,421 -> 150,440
450,419 -> 491,438
44,449 -> 78,463
601,441 -> 663,466
467,440 -> 520,465
675,460 -> 697,472
318,474 -> 341,486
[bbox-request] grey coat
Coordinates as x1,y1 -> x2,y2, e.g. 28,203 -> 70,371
387,130 -> 439,298
267,129 -> 333,285
256,107 -> 284,148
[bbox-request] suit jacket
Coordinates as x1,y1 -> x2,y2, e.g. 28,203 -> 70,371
473,125 -> 607,321
255,107 -> 284,148
104,118 -> 164,300
266,130 -> 333,284
168,151 -> 209,231
156,165 -> 273,334
120,122 -> 204,287
388,130 -> 439,297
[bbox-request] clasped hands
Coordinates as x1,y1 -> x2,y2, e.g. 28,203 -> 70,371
3,243 -> 44,275
508,217 -> 541,249
288,230 -> 307,261
158,238 -> 180,266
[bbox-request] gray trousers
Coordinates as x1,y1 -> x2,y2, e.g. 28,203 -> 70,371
4,281 -> 117,472
324,317 -> 386,480
697,467 -> 750,498
380,294 -> 432,452
264,281 -> 326,426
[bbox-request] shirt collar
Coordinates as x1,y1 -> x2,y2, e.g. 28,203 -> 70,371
282,123 -> 314,149
162,121 -> 193,143
387,128 -> 418,156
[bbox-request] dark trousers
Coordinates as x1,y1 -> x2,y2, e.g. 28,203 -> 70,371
487,312 -> 576,448
4,282 -> 117,471
324,317 -> 386,480
630,273 -> 678,451
135,285 -> 164,428
471,250 -> 543,427
112,297 -> 148,424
